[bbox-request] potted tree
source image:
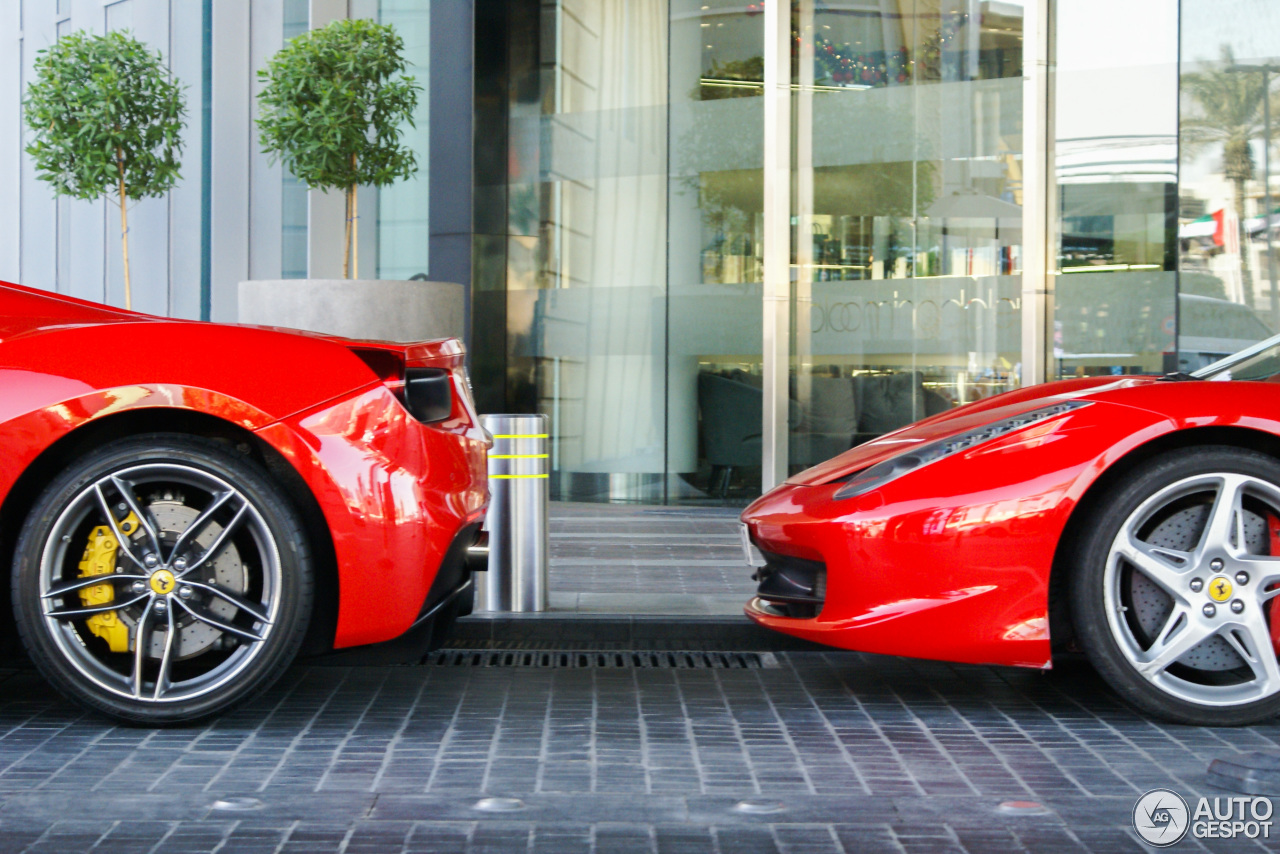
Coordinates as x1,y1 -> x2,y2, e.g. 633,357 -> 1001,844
24,30 -> 186,310
239,18 -> 463,343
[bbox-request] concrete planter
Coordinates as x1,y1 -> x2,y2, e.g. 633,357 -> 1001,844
237,279 -> 465,343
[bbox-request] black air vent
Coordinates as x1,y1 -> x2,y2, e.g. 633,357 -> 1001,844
404,368 -> 452,423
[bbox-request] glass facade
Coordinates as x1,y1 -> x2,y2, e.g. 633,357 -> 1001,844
469,0 -> 1280,505
672,0 -> 764,499
10,0 -> 1280,502
1053,0 -> 1178,379
788,1 -> 1025,487
472,0 -> 1034,503
1177,0 -> 1280,368
375,0 -> 431,280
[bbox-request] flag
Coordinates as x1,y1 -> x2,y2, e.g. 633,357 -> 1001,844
1224,208 -> 1241,255
1212,208 -> 1241,254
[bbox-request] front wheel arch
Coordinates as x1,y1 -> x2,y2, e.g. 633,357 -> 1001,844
1049,425 -> 1280,657
0,408 -> 339,656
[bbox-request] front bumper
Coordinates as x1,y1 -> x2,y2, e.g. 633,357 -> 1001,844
739,471 -> 1056,668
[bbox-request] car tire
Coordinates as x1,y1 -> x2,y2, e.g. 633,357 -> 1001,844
12,434 -> 313,724
1070,446 -> 1280,725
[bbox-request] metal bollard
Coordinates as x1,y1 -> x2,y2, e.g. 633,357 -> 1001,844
475,414 -> 549,612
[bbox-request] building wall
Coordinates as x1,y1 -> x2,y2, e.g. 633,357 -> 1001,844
0,0 -> 473,326
0,0 -> 285,321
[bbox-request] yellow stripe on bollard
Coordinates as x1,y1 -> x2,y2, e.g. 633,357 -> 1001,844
490,473 -> 550,479
491,433 -> 550,439
489,454 -> 550,459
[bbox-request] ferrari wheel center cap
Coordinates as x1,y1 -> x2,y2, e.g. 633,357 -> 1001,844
149,569 -> 177,595
1207,575 -> 1233,603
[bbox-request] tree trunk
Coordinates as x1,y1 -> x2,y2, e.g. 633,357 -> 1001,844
1234,176 -> 1256,309
117,154 -> 132,310
349,152 -> 359,280
343,185 -> 353,280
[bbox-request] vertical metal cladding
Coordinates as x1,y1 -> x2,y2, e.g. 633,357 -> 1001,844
476,414 -> 549,612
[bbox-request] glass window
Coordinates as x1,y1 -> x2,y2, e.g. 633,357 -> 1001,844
280,0 -> 309,279
1192,331 -> 1280,380
788,0 -> 1024,472
105,1 -> 132,31
1054,0 -> 1178,378
377,0 -> 430,280
497,0 -> 673,501
1178,0 -> 1280,371
670,0 -> 764,501
470,0 -> 763,503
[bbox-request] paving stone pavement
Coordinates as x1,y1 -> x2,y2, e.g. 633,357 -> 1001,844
0,652 -> 1277,853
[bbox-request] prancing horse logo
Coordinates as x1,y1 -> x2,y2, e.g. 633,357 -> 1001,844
149,569 -> 176,595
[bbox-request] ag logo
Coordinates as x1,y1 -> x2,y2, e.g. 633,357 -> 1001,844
1134,789 -> 1190,847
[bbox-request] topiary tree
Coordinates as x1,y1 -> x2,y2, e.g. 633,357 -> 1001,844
257,18 -> 421,279
24,30 -> 187,310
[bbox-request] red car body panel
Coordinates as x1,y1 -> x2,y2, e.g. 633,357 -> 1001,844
0,282 -> 488,650
260,381 -> 488,648
743,376 -> 1280,668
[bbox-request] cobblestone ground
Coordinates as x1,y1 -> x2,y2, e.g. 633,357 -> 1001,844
0,652 -> 1277,853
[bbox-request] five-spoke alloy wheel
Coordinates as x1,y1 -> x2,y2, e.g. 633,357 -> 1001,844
1072,447 -> 1280,725
12,434 -> 312,724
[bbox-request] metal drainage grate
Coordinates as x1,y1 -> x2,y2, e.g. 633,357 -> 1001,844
424,650 -> 780,669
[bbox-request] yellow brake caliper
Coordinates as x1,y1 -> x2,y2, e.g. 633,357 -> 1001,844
76,512 -> 141,653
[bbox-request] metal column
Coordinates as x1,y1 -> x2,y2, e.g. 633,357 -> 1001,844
1020,0 -> 1054,386
475,414 -> 549,612
761,0 -> 792,491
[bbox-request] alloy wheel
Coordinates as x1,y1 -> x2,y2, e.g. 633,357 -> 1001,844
1104,472 -> 1280,707
36,463 -> 281,704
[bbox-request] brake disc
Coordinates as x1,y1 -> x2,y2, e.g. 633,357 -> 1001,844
1130,503 -> 1268,671
116,499 -> 248,660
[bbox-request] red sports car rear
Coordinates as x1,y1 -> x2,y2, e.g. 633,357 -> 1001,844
0,282 -> 489,723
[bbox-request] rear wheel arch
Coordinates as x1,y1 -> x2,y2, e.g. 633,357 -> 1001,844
0,408 -> 339,656
1049,425 -> 1280,656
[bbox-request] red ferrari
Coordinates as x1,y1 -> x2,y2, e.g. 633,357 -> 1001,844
743,342 -> 1280,725
0,282 -> 489,723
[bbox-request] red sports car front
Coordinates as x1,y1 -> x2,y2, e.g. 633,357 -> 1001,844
743,356 -> 1280,726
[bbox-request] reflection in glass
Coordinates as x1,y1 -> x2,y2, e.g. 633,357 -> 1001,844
497,0 -> 671,502
376,0 -> 430,280
1178,0 -> 1280,369
788,0 -> 1024,475
1054,0 -> 1177,377
672,0 -> 764,500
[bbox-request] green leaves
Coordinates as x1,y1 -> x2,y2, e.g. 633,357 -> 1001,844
256,18 -> 421,193
23,30 -> 187,202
